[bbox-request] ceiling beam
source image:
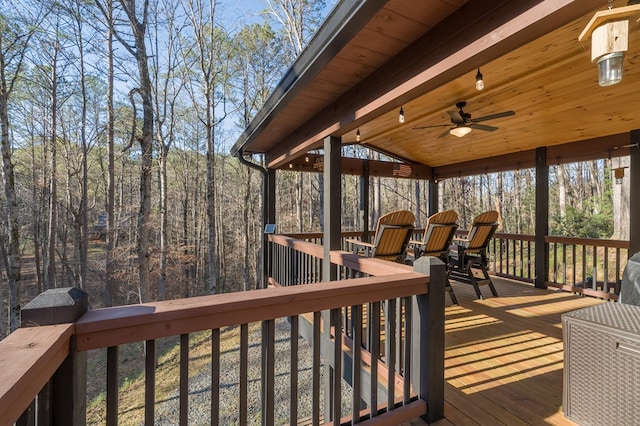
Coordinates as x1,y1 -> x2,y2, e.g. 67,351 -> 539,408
265,0 -> 603,169
433,132 -> 632,180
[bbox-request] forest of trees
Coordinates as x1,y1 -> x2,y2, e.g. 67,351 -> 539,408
0,0 -> 629,338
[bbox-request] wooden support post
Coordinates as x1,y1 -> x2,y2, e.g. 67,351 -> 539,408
535,147 -> 549,289
361,159 -> 370,242
411,256 -> 445,423
630,130 -> 640,256
323,135 -> 342,421
20,287 -> 88,426
263,168 -> 276,290
428,180 -> 439,218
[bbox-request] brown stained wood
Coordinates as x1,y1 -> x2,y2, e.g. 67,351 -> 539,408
0,325 -> 73,425
75,272 -> 427,351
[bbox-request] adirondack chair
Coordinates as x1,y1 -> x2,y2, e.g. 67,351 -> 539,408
347,209 -> 415,263
406,210 -> 459,304
449,210 -> 500,299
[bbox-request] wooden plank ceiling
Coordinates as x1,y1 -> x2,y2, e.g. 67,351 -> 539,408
234,0 -> 639,178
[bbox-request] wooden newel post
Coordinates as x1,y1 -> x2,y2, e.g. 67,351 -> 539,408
20,287 -> 89,426
411,256 -> 445,423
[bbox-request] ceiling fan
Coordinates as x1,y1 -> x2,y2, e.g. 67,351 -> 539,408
413,101 -> 515,138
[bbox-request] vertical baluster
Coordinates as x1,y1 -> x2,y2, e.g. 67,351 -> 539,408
312,311 -> 321,425
553,242 -> 558,283
239,324 -> 248,425
290,315 -> 299,423
332,309 -> 342,425
402,297 -> 411,405
528,241 -> 532,279
604,246 -> 610,293
581,244 -> 587,286
562,243 -> 567,285
179,334 -> 189,426
145,339 -> 156,426
517,238 -> 522,278
352,305 -> 362,424
369,301 -> 380,418
395,299 -> 402,378
211,329 -> 220,426
263,319 -> 275,425
592,245 -> 598,290
571,244 -> 576,286
106,346 -> 119,426
385,298 -> 396,411
615,248 -> 622,294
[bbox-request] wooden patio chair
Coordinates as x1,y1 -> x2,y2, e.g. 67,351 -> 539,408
449,210 -> 500,299
406,210 -> 459,304
346,209 -> 415,263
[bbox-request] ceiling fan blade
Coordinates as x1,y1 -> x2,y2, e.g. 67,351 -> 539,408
438,128 -> 451,138
470,123 -> 498,132
447,110 -> 464,123
412,124 -> 450,130
472,110 -> 515,123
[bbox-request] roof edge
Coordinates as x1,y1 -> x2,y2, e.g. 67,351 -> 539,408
230,0 -> 389,157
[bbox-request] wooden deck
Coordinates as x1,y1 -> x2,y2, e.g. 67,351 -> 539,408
410,277 -> 604,426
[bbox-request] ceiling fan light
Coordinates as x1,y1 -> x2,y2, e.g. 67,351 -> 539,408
450,126 -> 472,137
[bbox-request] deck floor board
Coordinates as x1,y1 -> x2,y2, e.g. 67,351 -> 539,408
408,277 -> 603,426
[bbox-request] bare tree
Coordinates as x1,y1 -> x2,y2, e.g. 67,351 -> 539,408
103,0 -> 155,302
264,0 -> 325,233
180,0 -> 228,294
0,2 -> 44,331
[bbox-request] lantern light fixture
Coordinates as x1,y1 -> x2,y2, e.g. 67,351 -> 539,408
578,3 -> 640,86
399,106 -> 405,123
614,167 -> 626,184
356,129 -> 361,142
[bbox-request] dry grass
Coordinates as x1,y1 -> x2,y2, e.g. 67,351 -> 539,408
86,323 -> 260,424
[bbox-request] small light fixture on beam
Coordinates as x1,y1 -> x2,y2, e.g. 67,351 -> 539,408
356,129 -> 361,142
399,106 -> 405,123
304,155 -> 310,163
614,166 -> 628,184
578,3 -> 640,86
475,68 -> 484,91
450,126 -> 472,138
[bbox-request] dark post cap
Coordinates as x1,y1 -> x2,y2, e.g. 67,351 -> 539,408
21,287 -> 89,327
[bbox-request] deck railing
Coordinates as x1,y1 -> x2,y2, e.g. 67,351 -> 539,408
1,240 -> 445,425
284,230 -> 630,301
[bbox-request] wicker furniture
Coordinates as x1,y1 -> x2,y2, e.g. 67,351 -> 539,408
562,302 -> 640,425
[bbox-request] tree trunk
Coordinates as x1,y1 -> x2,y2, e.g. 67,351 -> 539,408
119,0 -> 154,302
558,164 -> 567,219
0,54 -> 22,332
46,39 -> 59,290
105,0 -> 116,307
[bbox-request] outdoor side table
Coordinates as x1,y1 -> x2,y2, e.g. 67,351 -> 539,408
562,302 -> 640,426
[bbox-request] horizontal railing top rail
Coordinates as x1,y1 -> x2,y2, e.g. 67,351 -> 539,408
545,234 -> 630,249
75,270 -> 426,351
0,324 -> 74,424
268,234 -> 412,277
